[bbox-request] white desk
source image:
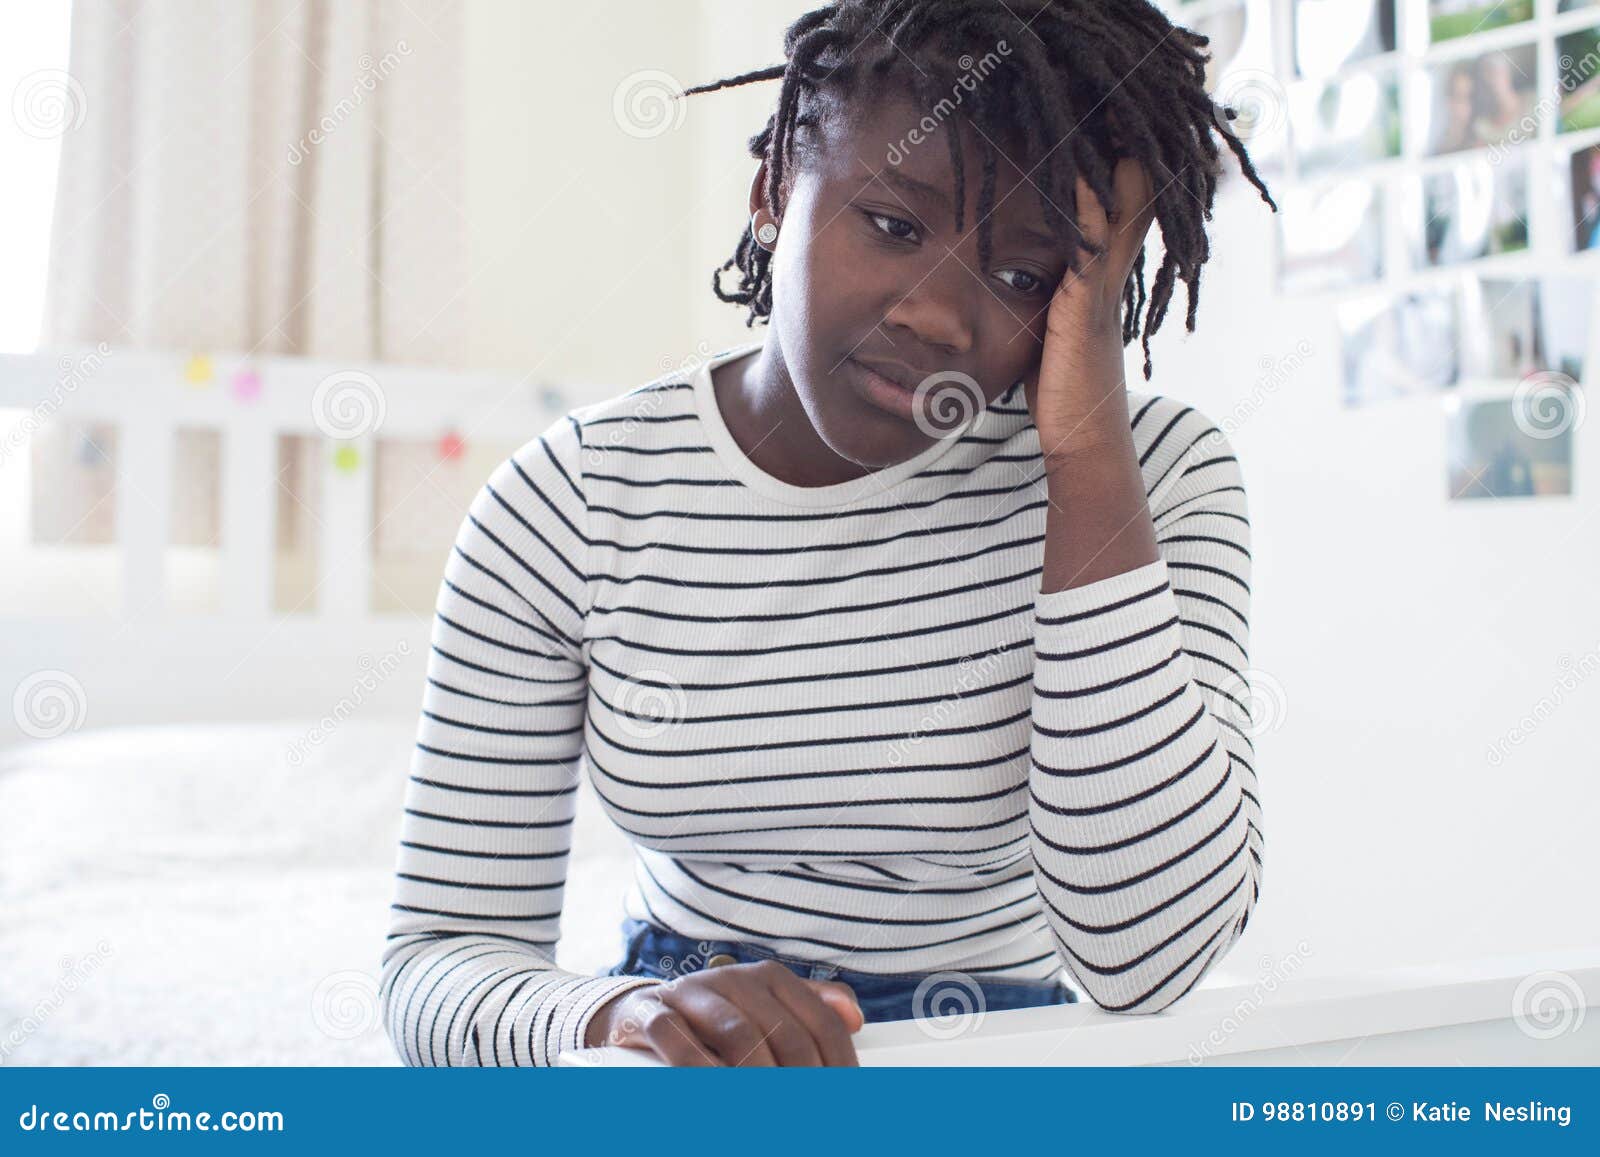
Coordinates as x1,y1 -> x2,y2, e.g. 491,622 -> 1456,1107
557,951 -> 1600,1066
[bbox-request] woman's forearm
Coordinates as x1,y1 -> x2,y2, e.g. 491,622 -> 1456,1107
1039,412 -> 1160,595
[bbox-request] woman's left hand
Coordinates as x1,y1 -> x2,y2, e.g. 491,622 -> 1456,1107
1023,157 -> 1157,464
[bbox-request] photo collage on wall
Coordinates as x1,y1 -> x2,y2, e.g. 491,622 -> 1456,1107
1171,0 -> 1600,500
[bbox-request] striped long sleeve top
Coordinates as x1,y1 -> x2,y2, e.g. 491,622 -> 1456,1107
380,337 -> 1264,1067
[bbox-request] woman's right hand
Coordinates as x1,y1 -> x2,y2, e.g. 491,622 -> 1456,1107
584,959 -> 864,1066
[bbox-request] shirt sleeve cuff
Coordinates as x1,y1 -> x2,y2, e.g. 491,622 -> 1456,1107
1034,557 -> 1169,619
555,974 -> 668,1064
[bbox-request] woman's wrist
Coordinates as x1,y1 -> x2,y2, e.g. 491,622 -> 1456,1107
583,984 -> 655,1047
583,998 -> 618,1047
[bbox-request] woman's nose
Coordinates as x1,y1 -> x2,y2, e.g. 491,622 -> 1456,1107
879,256 -> 976,357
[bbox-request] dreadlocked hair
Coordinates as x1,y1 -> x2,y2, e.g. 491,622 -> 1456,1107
681,0 -> 1278,380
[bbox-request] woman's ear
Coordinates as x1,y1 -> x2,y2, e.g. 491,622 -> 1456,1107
748,160 -> 780,251
747,160 -> 769,217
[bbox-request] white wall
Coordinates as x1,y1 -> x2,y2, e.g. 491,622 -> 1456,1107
460,1 -> 812,388
458,1 -> 811,392
460,1 -> 702,387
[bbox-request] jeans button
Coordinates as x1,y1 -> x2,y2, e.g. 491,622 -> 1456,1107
705,953 -> 738,968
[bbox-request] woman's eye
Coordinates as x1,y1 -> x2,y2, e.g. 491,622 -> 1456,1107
994,268 -> 1048,294
866,211 -> 919,242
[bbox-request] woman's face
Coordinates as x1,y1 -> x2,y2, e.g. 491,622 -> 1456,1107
758,88 -> 1078,468
1478,54 -> 1514,100
1446,71 -> 1475,130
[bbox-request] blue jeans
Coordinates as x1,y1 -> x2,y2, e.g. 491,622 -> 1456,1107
602,917 -> 1077,1024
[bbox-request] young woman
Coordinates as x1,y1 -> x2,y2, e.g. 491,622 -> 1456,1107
381,0 -> 1275,1068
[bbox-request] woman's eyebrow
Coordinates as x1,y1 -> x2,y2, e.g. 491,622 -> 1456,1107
870,166 -> 952,212
995,219 -> 1059,249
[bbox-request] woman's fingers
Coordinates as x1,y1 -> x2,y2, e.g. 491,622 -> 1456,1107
1072,173 -> 1111,252
612,960 -> 863,1066
1113,155 -> 1155,218
1109,158 -> 1157,262
743,963 -> 862,1067
726,974 -> 829,1066
668,983 -> 783,1066
1068,160 -> 1155,302
814,979 -> 865,1031
782,977 -> 863,1066
703,960 -> 836,1066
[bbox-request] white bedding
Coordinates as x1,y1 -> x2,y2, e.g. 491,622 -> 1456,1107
0,718 -> 637,1065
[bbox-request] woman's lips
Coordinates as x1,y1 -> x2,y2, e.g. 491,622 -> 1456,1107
849,357 -> 922,422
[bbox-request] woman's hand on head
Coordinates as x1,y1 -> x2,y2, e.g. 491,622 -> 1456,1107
1025,156 -> 1157,463
584,958 -> 865,1066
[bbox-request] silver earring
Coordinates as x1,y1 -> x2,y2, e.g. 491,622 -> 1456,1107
755,221 -> 778,245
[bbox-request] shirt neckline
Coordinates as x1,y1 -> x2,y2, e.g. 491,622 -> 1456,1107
691,338 -> 973,509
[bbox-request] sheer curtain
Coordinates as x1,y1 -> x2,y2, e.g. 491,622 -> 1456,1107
41,0 -> 468,366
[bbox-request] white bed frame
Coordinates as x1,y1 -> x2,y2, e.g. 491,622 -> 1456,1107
0,345 -> 571,739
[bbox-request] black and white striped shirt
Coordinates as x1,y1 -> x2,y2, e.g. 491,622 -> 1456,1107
381,338 -> 1264,1066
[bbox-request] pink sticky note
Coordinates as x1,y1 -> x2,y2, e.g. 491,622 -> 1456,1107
231,368 -> 261,401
